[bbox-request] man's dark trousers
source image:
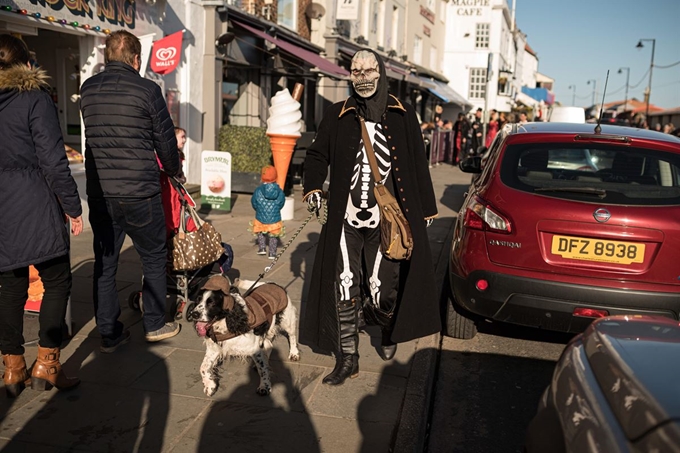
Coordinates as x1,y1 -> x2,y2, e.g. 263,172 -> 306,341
88,194 -> 167,339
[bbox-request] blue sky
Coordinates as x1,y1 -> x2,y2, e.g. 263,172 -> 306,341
515,0 -> 680,110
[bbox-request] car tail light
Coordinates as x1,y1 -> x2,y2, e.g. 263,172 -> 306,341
475,279 -> 489,291
573,307 -> 609,318
463,196 -> 512,233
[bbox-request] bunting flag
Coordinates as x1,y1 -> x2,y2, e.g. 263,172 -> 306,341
151,31 -> 183,75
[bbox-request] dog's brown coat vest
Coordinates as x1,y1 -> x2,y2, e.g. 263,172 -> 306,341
211,283 -> 288,342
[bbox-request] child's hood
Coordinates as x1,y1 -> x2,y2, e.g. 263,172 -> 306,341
261,182 -> 282,200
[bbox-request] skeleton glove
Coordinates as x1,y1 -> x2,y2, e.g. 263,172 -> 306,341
307,192 -> 323,214
426,218 -> 434,228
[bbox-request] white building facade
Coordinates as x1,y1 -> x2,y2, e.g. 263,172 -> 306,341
443,0 -> 530,114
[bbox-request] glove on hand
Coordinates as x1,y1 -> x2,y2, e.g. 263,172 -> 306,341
426,218 -> 434,228
307,192 -> 322,213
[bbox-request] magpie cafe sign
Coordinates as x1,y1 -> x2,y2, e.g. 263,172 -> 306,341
452,0 -> 490,15
151,31 -> 183,75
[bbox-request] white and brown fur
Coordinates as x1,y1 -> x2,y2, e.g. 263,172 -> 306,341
191,277 -> 300,397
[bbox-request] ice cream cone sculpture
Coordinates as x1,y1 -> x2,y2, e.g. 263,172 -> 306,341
266,83 -> 304,190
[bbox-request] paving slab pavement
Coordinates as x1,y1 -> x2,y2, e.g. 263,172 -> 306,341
0,164 -> 472,452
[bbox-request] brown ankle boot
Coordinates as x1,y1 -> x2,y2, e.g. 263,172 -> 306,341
2,354 -> 31,398
31,347 -> 80,391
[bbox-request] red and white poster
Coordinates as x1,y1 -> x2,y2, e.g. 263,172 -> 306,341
151,31 -> 183,75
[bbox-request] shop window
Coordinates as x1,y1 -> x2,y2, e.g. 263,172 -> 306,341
469,68 -> 487,99
475,23 -> 490,49
278,0 -> 297,31
413,35 -> 422,65
222,66 -> 257,126
430,45 -> 438,73
498,76 -> 511,96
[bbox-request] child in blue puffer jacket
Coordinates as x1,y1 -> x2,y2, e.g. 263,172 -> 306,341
250,166 -> 286,259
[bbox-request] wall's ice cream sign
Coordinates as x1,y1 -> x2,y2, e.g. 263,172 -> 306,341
151,31 -> 183,75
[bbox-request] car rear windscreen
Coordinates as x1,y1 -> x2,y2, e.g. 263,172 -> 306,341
500,143 -> 680,206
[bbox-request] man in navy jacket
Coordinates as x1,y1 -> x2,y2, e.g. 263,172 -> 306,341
80,30 -> 181,352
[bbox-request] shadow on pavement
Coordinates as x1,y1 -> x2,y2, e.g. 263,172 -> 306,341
427,350 -> 558,453
196,348 -> 321,453
357,356 -> 416,453
1,247 -> 172,453
477,320 -> 576,345
439,184 -> 469,212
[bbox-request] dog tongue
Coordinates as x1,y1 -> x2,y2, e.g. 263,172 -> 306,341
195,322 -> 208,337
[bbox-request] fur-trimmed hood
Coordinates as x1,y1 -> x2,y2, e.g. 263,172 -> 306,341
0,65 -> 50,92
0,65 -> 50,114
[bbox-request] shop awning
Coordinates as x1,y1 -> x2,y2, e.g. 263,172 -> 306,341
234,21 -> 349,79
428,80 -> 471,108
515,91 -> 538,107
416,75 -> 473,108
414,75 -> 438,90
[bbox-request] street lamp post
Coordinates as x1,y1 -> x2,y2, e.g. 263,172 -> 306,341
636,38 -> 656,122
618,67 -> 630,115
568,84 -> 576,106
587,79 -> 597,106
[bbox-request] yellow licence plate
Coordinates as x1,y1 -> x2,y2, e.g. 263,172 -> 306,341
551,235 -> 645,265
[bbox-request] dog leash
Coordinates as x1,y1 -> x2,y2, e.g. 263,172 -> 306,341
243,197 -> 327,297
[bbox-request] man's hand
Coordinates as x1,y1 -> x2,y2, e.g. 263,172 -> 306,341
307,192 -> 322,213
68,215 -> 83,236
426,218 -> 434,228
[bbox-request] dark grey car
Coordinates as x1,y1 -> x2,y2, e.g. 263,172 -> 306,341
525,315 -> 680,452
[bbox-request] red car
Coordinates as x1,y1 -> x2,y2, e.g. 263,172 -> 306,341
447,122 -> 680,339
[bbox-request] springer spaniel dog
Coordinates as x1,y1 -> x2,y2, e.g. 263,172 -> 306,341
191,275 -> 300,397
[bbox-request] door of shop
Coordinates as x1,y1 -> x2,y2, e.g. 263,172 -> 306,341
55,48 -> 81,146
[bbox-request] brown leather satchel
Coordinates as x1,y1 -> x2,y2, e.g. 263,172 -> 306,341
359,117 -> 413,261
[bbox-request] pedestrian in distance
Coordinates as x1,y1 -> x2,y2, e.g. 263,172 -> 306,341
486,109 -> 499,148
302,49 -> 440,386
79,30 -> 182,352
250,165 -> 286,260
453,112 -> 470,164
468,107 -> 484,155
0,34 -> 83,397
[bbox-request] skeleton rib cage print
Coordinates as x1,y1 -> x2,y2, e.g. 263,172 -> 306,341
346,120 -> 392,229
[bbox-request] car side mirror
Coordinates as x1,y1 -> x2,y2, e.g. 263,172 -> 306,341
459,156 -> 482,173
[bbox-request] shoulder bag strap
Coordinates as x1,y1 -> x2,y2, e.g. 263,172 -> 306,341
359,117 -> 384,185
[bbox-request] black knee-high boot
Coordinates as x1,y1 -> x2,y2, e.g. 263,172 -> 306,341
323,298 -> 359,385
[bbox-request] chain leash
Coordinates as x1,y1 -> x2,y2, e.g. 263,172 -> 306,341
243,198 -> 327,296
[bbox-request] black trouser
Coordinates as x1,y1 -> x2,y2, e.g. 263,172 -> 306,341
0,255 -> 72,355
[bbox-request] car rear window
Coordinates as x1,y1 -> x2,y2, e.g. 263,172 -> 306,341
500,143 -> 680,206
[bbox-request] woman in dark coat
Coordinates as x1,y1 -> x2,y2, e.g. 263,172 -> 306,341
0,35 -> 82,397
302,49 -> 440,385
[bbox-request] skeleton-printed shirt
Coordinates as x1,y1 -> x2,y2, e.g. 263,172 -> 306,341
345,120 -> 392,229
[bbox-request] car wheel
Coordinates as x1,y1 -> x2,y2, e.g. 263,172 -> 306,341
445,296 -> 478,339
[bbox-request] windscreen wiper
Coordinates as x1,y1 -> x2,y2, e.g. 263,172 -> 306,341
534,187 -> 607,198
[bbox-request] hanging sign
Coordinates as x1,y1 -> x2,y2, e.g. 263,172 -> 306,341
150,31 -> 183,75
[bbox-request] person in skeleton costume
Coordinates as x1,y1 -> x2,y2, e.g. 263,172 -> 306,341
302,49 -> 440,386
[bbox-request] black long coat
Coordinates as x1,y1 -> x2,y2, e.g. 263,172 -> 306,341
0,66 -> 82,272
302,95 -> 441,353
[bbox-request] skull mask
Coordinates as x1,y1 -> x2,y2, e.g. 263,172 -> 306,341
350,50 -> 380,98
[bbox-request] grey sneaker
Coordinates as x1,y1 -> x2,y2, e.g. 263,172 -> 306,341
145,322 -> 181,342
100,330 -> 131,353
